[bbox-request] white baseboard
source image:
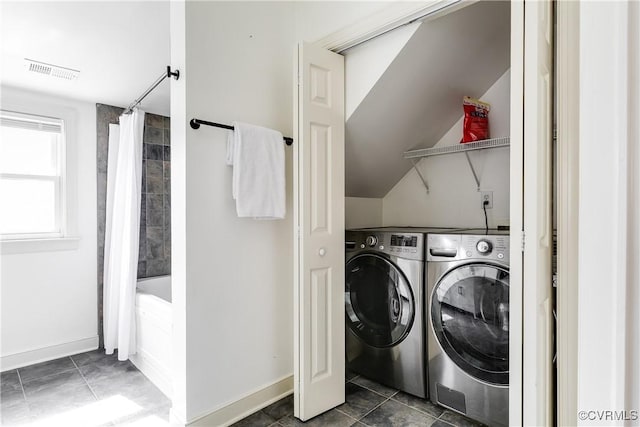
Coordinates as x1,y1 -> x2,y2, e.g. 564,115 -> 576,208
188,375 -> 293,427
0,336 -> 99,371
170,407 -> 187,427
130,349 -> 172,399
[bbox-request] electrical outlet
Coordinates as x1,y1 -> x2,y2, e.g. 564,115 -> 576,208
480,191 -> 493,209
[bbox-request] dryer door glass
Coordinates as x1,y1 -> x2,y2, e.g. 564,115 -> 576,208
346,253 -> 414,348
431,263 -> 509,385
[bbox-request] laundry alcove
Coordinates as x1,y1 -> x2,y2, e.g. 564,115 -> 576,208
343,0 -> 511,230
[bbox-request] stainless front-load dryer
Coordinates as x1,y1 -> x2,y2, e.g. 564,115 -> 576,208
426,232 -> 510,426
345,229 -> 426,398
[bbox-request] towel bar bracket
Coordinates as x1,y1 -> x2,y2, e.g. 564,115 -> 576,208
166,66 -> 180,80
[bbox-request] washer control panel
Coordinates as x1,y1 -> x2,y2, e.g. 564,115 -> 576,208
427,234 -> 509,262
346,230 -> 424,261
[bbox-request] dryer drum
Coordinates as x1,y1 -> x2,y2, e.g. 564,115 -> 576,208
431,263 -> 510,385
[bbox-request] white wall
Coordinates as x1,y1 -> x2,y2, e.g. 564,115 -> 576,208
576,2 -> 640,422
292,1 -> 398,44
345,197 -> 383,229
171,1 -> 398,423
169,1 -> 187,422
382,69 -> 511,228
180,3 -> 295,421
628,0 -> 640,413
0,86 -> 98,369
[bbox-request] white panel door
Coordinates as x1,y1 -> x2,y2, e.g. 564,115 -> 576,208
293,42 -> 345,421
522,1 -> 554,425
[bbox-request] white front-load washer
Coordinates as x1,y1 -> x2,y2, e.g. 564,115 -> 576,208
426,231 -> 510,426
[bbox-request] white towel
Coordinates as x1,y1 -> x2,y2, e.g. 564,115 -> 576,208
226,121 -> 285,219
226,129 -> 234,166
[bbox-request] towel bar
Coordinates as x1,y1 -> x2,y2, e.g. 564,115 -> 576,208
189,118 -> 293,146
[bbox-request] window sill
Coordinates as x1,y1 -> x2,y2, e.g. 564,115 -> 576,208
0,237 -> 80,255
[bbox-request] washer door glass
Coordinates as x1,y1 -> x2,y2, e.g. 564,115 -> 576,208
431,263 -> 509,385
345,253 -> 414,348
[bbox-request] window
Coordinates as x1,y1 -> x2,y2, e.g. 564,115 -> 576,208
0,110 -> 66,239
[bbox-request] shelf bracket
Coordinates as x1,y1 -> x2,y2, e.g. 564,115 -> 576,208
464,152 -> 481,191
410,159 -> 430,194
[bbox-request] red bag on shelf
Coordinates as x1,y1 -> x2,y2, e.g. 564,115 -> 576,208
462,96 -> 491,143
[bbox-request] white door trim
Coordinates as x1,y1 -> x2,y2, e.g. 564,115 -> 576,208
522,1 -> 554,425
314,0 -> 471,53
508,1 -> 524,425
555,2 -> 580,425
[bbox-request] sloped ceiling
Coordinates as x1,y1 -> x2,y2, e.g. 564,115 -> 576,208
345,21 -> 422,120
345,1 -> 510,197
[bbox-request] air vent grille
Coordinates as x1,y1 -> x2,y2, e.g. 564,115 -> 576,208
24,59 -> 79,80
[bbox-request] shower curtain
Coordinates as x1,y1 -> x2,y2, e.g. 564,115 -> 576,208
103,109 -> 145,361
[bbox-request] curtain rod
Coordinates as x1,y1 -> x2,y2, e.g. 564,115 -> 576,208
189,118 -> 294,146
124,66 -> 179,114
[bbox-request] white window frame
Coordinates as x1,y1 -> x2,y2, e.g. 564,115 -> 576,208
0,92 -> 80,254
0,110 -> 67,240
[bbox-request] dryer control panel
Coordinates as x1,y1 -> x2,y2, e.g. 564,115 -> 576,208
427,234 -> 509,262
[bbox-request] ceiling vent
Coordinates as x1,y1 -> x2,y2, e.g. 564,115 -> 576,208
24,58 -> 79,80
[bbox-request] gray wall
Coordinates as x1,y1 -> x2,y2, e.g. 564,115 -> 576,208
96,104 -> 171,346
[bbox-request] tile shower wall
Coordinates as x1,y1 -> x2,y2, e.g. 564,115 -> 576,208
139,113 -> 171,278
96,104 -> 170,346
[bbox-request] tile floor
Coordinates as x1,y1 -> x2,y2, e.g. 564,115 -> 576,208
1,350 -> 170,426
2,352 -> 483,427
232,372 -> 484,427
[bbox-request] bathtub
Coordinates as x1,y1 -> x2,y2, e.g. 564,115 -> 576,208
130,275 -> 172,398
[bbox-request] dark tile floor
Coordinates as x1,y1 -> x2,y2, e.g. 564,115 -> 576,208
0,350 -> 170,426
232,372 -> 484,427
3,353 -> 483,427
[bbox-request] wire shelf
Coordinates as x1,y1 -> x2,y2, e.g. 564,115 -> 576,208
403,137 -> 510,192
403,137 -> 510,159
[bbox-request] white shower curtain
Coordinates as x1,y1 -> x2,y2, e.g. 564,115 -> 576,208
103,109 -> 145,361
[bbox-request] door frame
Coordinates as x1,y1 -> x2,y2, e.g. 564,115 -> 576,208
313,0 -> 470,53
555,2 -> 580,425
508,2 -> 525,424
306,1 -> 557,424
521,1 -> 554,425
